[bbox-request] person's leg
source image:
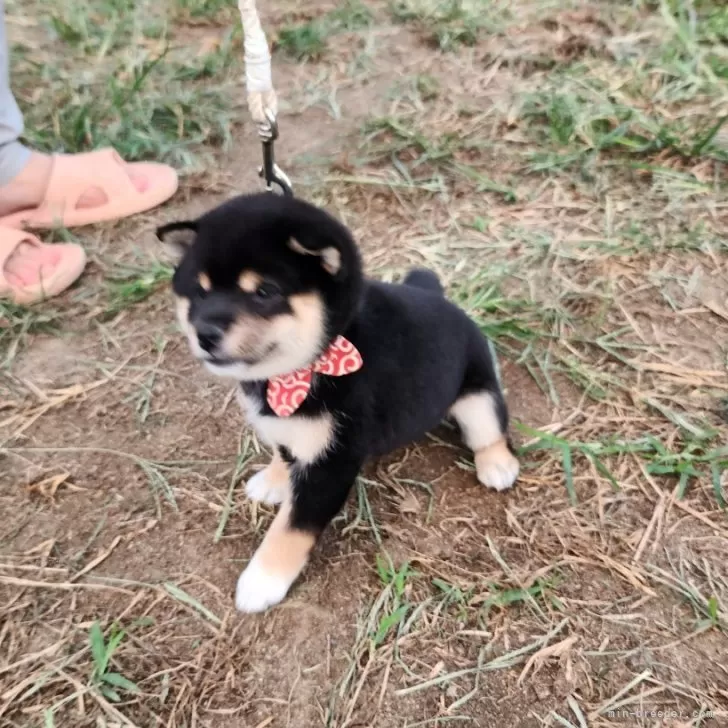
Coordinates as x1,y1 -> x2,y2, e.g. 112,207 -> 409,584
0,2 -> 55,218
0,0 -> 31,187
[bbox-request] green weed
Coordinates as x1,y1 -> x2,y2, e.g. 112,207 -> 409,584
645,435 -> 727,507
105,260 -> 173,317
523,85 -> 728,174
215,434 -> 255,543
23,64 -> 232,166
432,577 -> 473,609
277,0 -> 373,60
277,23 -> 328,61
88,621 -> 140,703
327,0 -> 375,31
341,477 -> 383,546
176,0 -> 236,19
519,424 -> 727,507
360,116 -> 517,199
389,0 -> 506,52
174,28 -> 240,81
0,303 -> 60,368
123,336 -> 169,425
416,73 -> 440,101
482,579 -> 557,614
14,22 -> 234,168
46,0 -> 145,54
649,556 -> 727,632
373,555 -> 416,645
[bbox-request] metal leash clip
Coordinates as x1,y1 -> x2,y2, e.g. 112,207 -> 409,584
258,109 -> 293,197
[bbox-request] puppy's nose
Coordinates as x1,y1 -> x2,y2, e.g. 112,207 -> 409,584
196,322 -> 223,353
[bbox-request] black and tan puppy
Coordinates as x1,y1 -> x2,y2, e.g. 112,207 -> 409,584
158,193 -> 519,613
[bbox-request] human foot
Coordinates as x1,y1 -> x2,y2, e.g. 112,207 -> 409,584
0,149 -> 178,228
0,226 -> 86,304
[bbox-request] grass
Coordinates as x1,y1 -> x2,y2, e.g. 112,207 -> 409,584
0,302 -> 60,369
3,0 -> 728,726
87,621 -> 140,703
104,260 -> 174,318
521,83 -> 728,174
389,0 -> 509,51
10,0 -> 236,168
176,0 -> 236,20
19,56 -> 234,166
276,0 -> 373,60
519,424 -> 727,507
358,115 -> 517,200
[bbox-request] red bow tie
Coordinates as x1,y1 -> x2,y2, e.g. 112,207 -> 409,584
266,335 -> 363,417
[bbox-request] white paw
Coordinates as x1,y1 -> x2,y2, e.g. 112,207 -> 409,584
475,448 -> 519,492
245,468 -> 285,505
235,558 -> 292,613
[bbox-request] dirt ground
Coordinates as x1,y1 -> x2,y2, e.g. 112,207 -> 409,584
2,1 -> 728,727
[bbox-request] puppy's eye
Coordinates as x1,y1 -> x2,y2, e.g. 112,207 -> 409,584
254,281 -> 282,300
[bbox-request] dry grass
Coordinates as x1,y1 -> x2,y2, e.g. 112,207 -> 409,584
1,0 -> 728,726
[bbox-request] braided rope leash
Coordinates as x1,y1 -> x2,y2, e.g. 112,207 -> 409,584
237,0 -> 293,195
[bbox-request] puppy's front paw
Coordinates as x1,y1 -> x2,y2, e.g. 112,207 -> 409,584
475,441 -> 519,492
245,468 -> 286,505
235,558 -> 292,613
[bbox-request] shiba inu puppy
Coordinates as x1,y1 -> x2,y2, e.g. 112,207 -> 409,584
158,193 -> 518,612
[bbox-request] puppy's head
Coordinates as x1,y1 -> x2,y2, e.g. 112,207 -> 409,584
157,194 -> 362,381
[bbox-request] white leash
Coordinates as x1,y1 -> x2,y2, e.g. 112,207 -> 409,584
237,0 -> 293,195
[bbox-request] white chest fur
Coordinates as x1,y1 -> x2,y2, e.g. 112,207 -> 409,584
237,389 -> 334,465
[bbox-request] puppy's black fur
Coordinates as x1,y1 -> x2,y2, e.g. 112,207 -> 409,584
159,193 -> 517,612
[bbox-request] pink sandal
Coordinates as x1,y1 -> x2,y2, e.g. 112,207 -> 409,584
0,226 -> 86,304
0,148 -> 178,230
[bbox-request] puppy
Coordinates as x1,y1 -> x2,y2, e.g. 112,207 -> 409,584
158,193 -> 519,613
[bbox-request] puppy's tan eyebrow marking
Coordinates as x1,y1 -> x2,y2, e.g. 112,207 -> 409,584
198,272 -> 211,291
239,270 -> 262,293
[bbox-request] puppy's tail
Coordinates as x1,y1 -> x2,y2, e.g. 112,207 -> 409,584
403,268 -> 444,296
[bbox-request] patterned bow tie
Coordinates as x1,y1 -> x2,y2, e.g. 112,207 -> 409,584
266,335 -> 363,417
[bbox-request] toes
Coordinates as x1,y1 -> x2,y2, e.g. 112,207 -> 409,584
245,468 -> 285,505
235,559 -> 291,613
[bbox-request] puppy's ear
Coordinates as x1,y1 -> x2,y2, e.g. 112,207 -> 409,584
288,238 -> 343,278
157,221 -> 198,260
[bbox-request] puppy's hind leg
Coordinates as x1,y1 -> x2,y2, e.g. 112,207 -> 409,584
451,337 -> 519,490
451,389 -> 519,491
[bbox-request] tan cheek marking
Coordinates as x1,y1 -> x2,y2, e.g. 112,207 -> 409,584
256,501 -> 316,579
289,292 -> 324,347
223,315 -> 265,355
239,270 -> 262,293
198,272 -> 211,291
